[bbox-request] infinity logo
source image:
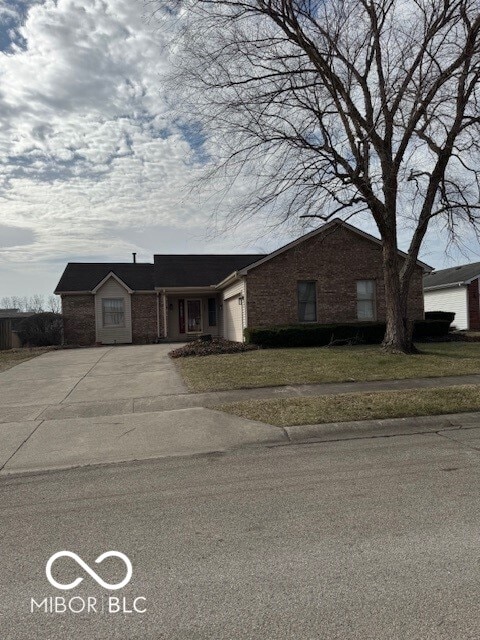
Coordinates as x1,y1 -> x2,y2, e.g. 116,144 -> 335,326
46,551 -> 132,591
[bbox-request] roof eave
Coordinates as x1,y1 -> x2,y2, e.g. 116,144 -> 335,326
155,286 -> 217,293
54,290 -> 92,295
424,281 -> 466,292
464,272 -> 480,285
215,271 -> 240,289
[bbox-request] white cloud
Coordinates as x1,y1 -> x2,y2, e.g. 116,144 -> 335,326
0,0 -> 259,296
0,0 -> 477,298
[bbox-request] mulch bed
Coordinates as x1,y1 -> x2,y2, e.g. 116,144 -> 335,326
169,337 -> 259,358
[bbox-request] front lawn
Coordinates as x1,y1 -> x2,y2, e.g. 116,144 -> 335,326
177,342 -> 480,392
0,347 -> 55,373
215,385 -> 480,426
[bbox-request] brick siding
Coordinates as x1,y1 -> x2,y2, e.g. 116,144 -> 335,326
62,292 -> 163,345
131,293 -> 160,343
62,294 -> 96,345
468,279 -> 480,330
246,225 -> 425,327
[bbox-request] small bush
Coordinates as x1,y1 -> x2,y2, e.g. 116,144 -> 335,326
425,311 -> 456,324
17,313 -> 63,347
412,319 -> 452,339
245,320 -> 452,348
169,337 -> 259,358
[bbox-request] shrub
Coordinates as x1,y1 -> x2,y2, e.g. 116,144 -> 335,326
425,311 -> 456,324
169,337 -> 259,358
412,319 -> 452,339
244,323 -> 385,348
245,320 -> 451,348
17,313 -> 63,347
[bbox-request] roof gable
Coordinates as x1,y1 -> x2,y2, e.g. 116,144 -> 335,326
91,272 -> 133,294
237,219 -> 432,275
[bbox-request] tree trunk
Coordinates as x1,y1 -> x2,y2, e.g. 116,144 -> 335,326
381,238 -> 416,354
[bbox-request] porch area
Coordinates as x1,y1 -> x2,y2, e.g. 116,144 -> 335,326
162,291 -> 223,341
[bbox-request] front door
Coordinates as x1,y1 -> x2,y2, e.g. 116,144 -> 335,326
186,299 -> 202,333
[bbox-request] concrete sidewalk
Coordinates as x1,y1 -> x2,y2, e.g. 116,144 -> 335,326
13,371 -> 480,423
1,345 -> 480,476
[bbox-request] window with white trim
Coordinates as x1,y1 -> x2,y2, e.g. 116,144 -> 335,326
102,298 -> 125,327
298,281 -> 317,322
356,280 -> 376,320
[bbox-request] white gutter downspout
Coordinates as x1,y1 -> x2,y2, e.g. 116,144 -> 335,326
156,292 -> 160,340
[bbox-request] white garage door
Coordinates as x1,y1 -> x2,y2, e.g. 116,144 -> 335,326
224,295 -> 244,342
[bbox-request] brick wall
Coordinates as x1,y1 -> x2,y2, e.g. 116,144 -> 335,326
62,293 -> 162,345
246,225 -> 425,327
131,293 -> 160,343
62,294 -> 96,345
468,279 -> 480,330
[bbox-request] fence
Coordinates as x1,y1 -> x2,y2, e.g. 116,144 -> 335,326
0,318 -> 12,350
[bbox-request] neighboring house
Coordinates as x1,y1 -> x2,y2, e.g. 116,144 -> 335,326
0,309 -> 34,349
54,219 -> 429,345
424,262 -> 480,331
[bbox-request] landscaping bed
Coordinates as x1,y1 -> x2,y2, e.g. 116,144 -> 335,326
169,337 -> 258,358
214,384 -> 480,427
177,342 -> 480,392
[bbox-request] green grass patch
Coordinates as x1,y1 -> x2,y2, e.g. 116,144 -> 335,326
215,385 -> 480,426
0,347 -> 56,373
177,342 -> 480,392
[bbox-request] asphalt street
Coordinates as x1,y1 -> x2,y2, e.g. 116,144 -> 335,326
1,427 -> 480,639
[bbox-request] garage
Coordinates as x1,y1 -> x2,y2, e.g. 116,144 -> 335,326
224,295 -> 244,342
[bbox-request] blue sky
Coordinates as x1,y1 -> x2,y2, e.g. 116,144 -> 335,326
0,0 -> 479,299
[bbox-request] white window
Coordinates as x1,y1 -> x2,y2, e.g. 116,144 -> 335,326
102,298 -> 125,327
356,280 -> 376,320
298,281 -> 317,322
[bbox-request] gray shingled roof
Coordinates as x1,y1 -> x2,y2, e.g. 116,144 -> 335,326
54,256 -> 265,292
153,254 -> 266,288
55,263 -> 154,293
423,261 -> 480,290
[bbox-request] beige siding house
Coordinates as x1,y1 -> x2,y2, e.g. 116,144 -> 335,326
93,274 -> 132,344
55,219 -> 430,345
221,279 -> 247,342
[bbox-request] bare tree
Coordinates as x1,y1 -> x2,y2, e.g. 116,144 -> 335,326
155,0 -> 480,352
0,295 -> 51,313
0,297 -> 15,310
0,296 -> 28,311
47,295 -> 61,314
29,294 -> 45,313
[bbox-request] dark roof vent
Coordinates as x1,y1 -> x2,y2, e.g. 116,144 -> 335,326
132,252 -> 137,264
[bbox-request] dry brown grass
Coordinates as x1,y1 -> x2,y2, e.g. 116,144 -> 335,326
0,347 -> 58,373
215,385 -> 480,426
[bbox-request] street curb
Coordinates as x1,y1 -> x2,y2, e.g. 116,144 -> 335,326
284,411 -> 480,443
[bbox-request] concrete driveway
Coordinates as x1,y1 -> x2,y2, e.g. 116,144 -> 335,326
0,346 -> 283,475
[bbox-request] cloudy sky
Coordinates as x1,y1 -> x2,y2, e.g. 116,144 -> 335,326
0,0 -> 479,299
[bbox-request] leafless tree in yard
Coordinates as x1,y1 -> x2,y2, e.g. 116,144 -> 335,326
0,295 -> 53,313
152,0 -> 480,352
47,295 -> 61,314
